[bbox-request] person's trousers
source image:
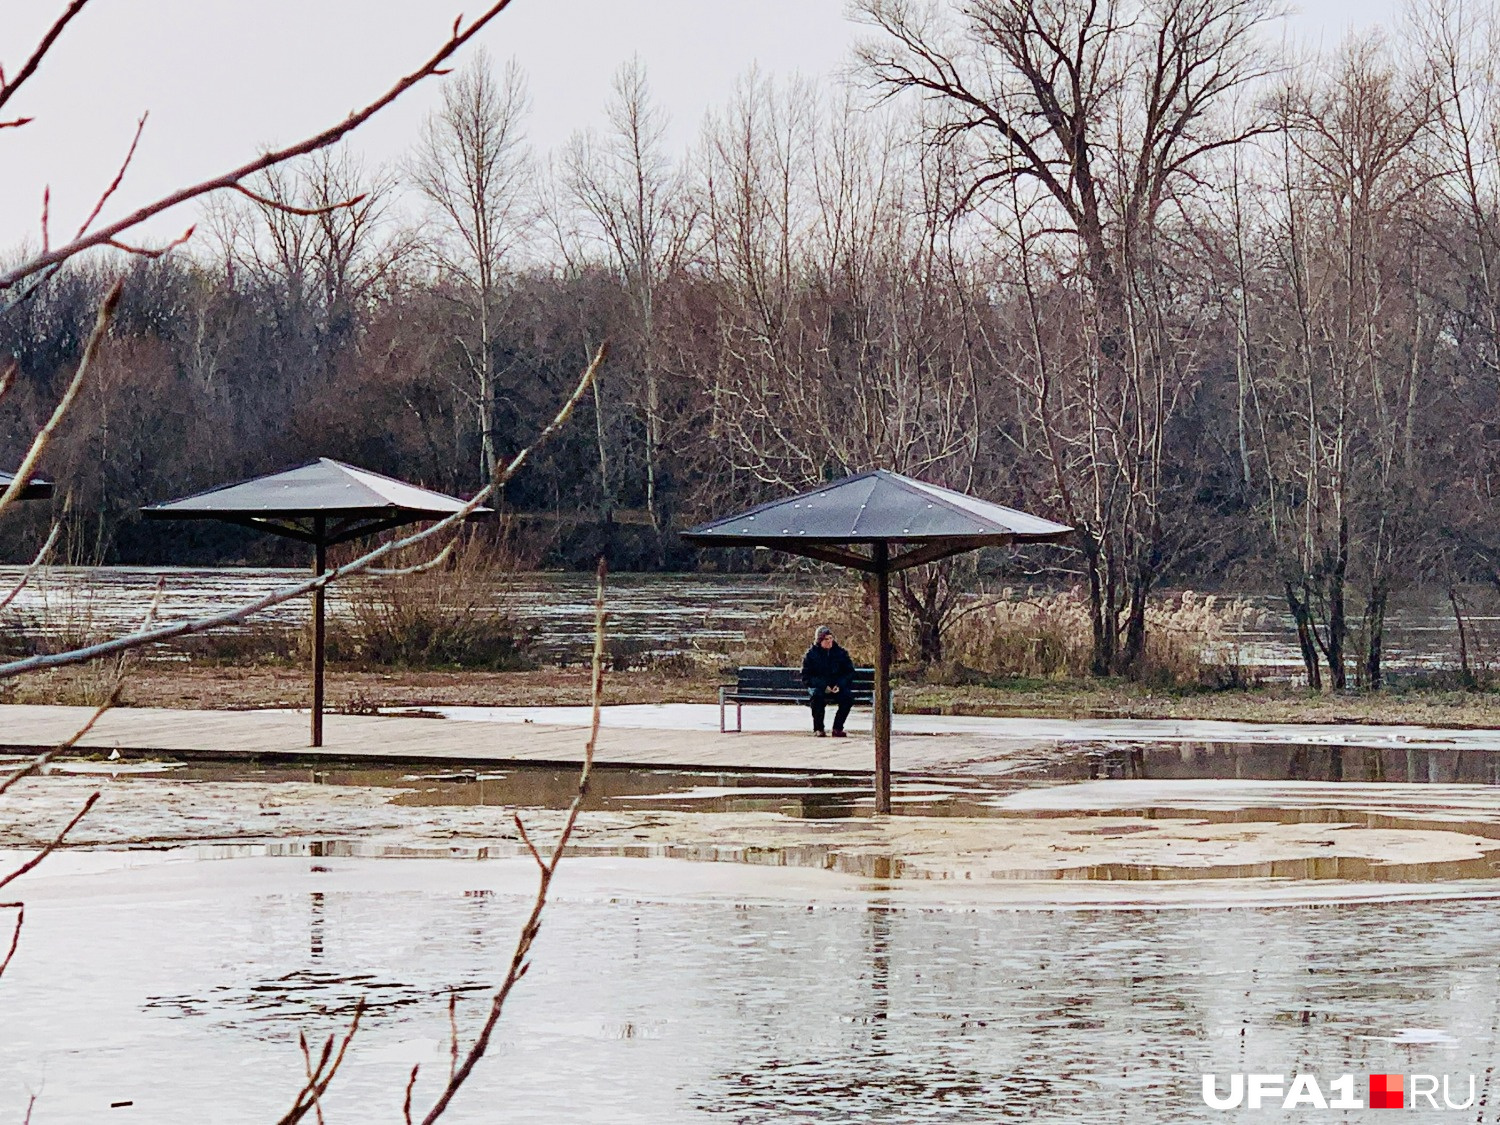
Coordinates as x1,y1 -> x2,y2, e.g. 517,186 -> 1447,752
808,687 -> 852,732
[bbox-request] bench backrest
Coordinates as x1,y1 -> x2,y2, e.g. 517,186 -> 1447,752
734,665 -> 876,702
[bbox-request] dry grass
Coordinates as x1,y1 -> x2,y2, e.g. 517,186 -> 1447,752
0,582 -> 124,704
744,585 -> 1267,687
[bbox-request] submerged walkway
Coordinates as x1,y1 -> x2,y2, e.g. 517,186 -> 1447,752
3,703 -> 1500,774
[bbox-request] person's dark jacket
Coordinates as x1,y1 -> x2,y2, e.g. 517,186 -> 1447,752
802,641 -> 855,694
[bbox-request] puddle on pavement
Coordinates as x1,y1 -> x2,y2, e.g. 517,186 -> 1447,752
22,757 -> 1017,818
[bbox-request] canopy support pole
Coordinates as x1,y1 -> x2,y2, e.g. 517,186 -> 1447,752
873,541 -> 892,815
312,517 -> 326,748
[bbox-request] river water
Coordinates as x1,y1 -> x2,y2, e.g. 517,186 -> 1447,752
6,850 -> 1500,1123
0,565 -> 1493,675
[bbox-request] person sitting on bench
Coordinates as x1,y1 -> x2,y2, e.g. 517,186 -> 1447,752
802,625 -> 855,738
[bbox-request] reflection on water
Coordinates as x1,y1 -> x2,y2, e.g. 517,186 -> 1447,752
1057,741 -> 1500,786
7,858 -> 1500,1122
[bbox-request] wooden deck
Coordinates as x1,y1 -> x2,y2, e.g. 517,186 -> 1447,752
0,705 -> 985,775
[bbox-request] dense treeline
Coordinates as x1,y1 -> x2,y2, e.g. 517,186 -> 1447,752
7,1 -> 1500,686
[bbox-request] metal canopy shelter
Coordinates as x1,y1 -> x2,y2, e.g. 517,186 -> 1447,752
143,458 -> 490,746
0,471 -> 54,501
682,469 -> 1072,813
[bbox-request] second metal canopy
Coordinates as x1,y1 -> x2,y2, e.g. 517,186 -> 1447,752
682,469 -> 1072,813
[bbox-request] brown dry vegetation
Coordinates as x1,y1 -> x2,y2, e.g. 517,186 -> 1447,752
15,660 -> 1500,729
747,588 -> 1267,687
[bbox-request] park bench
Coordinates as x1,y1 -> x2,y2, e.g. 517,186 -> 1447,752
718,665 -> 879,732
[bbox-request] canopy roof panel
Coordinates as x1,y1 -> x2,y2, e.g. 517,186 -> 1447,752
0,471 -> 52,502
142,459 -> 487,521
681,469 -> 1070,546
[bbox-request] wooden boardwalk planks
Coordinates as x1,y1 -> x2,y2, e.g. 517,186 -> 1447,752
0,704 -> 977,774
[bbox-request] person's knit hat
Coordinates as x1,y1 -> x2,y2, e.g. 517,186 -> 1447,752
815,625 -> 834,642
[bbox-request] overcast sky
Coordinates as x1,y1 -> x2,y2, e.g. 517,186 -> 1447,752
1,0 -> 1404,257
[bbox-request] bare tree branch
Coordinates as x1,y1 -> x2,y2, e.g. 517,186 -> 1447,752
0,791 -> 98,896
0,904 -> 23,982
414,557 -> 608,1124
0,521 -> 63,616
0,0 -> 521,291
0,280 -> 121,520
0,688 -> 121,800
0,0 -> 92,117
272,1001 -> 365,1125
232,181 -> 368,218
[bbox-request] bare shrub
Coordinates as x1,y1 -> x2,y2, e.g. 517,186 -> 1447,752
943,590 -> 1094,680
174,623 -> 302,665
327,536 -> 536,671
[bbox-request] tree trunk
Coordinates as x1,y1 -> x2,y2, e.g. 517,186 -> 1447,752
1450,587 -> 1473,687
1119,566 -> 1150,675
897,565 -> 952,668
1325,518 -> 1348,691
1284,580 -> 1323,692
1362,586 -> 1388,691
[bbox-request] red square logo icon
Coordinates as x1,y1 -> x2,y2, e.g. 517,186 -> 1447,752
1370,1074 -> 1404,1109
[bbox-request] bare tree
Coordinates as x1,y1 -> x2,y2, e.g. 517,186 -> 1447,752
858,0 -> 1276,675
409,49 -> 534,487
563,58 -> 695,539
1250,38 -> 1437,690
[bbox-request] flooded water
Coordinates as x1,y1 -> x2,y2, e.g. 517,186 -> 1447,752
7,852 -> 1500,1122
0,567 -> 802,664
0,565 -> 1493,674
8,736 -> 1500,1119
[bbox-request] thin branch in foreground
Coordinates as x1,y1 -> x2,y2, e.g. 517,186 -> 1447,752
297,1032 -> 329,1125
0,279 -> 122,521
72,113 -> 149,242
233,182 -> 368,218
0,904 -> 23,981
0,520 -> 62,615
368,541 -> 456,578
403,1066 -> 420,1125
0,345 -> 607,680
414,557 -> 609,1125
0,358 -> 18,405
104,224 -> 195,260
0,0 -> 92,116
0,688 -> 121,800
0,790 -> 99,896
0,0 -> 521,290
273,1001 -> 365,1125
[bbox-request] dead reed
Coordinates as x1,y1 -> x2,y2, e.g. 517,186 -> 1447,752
747,584 -> 1265,687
